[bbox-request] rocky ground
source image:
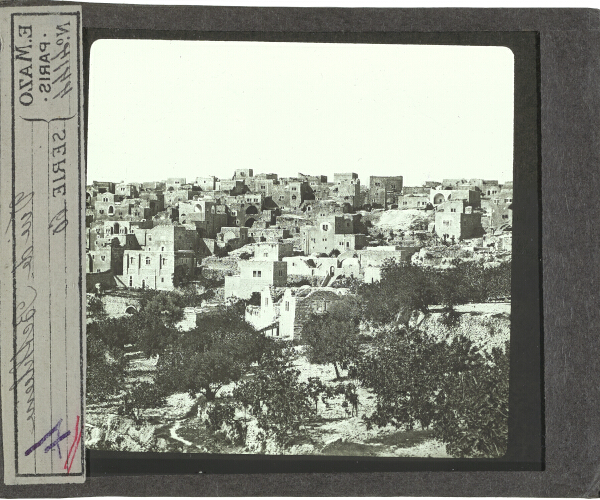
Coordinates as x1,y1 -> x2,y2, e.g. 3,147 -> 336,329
86,306 -> 509,457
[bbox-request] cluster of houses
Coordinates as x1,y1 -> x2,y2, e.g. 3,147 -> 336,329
86,170 -> 513,339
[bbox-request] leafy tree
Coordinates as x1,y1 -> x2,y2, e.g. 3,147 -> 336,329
359,262 -> 437,325
246,292 -> 262,307
120,381 -> 167,424
141,291 -> 185,328
306,377 -> 332,413
154,306 -> 267,401
232,343 -> 314,448
357,327 -> 509,458
87,295 -> 106,320
117,291 -> 186,357
432,342 -> 509,457
87,327 -> 127,403
301,297 -> 361,380
334,382 -> 359,417
87,316 -> 136,350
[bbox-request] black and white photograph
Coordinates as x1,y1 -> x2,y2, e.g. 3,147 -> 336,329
84,39 -> 514,459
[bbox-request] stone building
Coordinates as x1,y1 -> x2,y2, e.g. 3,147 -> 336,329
278,287 -> 349,339
121,224 -> 200,290
302,215 -> 368,255
248,226 -> 292,242
430,188 -> 481,208
217,226 -> 250,250
253,241 -> 294,261
194,176 -> 217,191
489,189 -> 513,229
164,189 -> 194,208
233,168 -> 254,180
333,172 -> 361,208
368,176 -> 403,208
224,260 -> 287,299
92,181 -> 115,194
283,256 -> 338,278
245,285 -> 281,334
396,194 -> 431,209
139,191 -> 165,214
434,200 -> 484,241
165,177 -> 186,190
218,179 -> 244,195
178,199 -> 227,237
402,185 -> 430,196
271,179 -> 314,209
115,182 -> 138,198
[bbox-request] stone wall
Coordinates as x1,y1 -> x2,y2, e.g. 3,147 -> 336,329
201,256 -> 240,280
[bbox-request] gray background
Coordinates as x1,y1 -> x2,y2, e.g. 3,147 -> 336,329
1,4 -> 599,497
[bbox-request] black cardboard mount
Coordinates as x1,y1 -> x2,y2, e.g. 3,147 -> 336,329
1,4 -> 599,497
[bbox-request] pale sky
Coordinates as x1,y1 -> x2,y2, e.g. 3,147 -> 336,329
87,40 -> 514,187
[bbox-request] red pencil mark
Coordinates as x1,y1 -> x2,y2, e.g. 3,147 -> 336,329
63,415 -> 81,474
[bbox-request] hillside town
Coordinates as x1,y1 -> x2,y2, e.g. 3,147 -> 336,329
86,170 -> 513,456
86,170 -> 512,335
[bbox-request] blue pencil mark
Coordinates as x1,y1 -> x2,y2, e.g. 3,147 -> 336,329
24,418 -> 70,459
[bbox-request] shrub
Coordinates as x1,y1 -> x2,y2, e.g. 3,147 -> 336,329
357,327 -> 509,458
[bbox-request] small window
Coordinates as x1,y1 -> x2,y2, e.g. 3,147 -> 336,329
278,270 -> 283,277
322,224 -> 329,231
264,252 -> 269,257
443,221 -> 450,226
161,277 -> 165,283
502,214 -> 509,220
292,195 -> 297,201
162,258 -> 167,265
130,256 -> 134,264
450,208 -> 457,213
285,301 -> 289,311
129,276 -> 133,286
264,297 -> 269,306
161,246 -> 165,251
146,257 -> 151,265
101,255 -> 105,261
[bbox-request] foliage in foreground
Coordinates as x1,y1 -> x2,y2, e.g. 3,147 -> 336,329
356,327 -> 509,458
358,260 -> 512,326
301,297 -> 362,380
155,305 -> 269,401
233,343 -> 316,449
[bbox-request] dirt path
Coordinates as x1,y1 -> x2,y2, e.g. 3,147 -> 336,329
170,420 -> 193,447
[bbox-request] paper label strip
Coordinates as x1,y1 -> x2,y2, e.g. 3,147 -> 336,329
0,6 -> 85,485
